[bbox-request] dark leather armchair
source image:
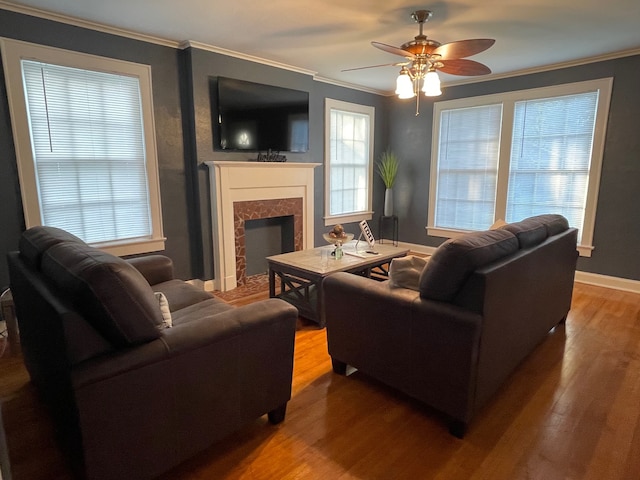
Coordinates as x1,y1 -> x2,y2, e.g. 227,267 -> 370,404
8,226 -> 298,480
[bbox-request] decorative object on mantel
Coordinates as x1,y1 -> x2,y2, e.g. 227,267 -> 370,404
256,149 -> 287,162
377,150 -> 399,217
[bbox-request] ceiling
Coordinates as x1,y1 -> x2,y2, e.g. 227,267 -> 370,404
3,0 -> 640,93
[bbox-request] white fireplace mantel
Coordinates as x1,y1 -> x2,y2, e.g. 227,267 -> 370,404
205,161 -> 320,291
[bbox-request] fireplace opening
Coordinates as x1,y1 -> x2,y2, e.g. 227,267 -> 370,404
245,216 -> 295,276
232,197 -> 304,287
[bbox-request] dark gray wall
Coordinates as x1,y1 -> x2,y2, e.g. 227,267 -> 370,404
0,9 -> 191,286
182,47 -> 388,280
388,56 -> 640,281
0,8 -> 388,287
1,6 -> 637,286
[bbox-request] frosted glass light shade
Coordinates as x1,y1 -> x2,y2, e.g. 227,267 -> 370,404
395,73 -> 415,99
422,71 -> 442,96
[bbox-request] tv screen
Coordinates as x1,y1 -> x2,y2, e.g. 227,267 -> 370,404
215,77 -> 309,153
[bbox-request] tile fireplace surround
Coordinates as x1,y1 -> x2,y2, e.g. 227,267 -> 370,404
206,161 -> 320,291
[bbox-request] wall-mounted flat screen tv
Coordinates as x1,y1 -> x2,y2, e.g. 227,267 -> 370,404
214,77 -> 309,153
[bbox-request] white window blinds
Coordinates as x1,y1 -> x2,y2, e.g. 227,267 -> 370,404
435,104 -> 503,231
429,78 -> 612,256
328,108 -> 370,216
507,92 -> 598,232
21,60 -> 152,244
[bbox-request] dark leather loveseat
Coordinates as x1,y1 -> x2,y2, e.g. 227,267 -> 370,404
323,214 -> 578,437
7,226 -> 298,480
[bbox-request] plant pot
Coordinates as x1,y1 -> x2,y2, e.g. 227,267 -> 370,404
384,188 -> 394,216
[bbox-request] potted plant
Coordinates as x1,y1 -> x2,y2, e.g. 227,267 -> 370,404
376,150 -> 399,216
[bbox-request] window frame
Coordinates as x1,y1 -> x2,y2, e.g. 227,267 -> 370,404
323,98 -> 375,226
1,37 -> 165,256
428,78 -> 613,257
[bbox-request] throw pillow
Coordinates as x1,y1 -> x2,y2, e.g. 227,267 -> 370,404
154,292 -> 172,329
388,255 -> 428,291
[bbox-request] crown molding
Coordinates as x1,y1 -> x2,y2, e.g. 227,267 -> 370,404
376,47 -> 640,96
0,1 -> 180,48
443,47 -> 640,88
181,40 -> 317,77
182,41 -> 386,95
313,75 -> 387,96
2,1 -> 638,97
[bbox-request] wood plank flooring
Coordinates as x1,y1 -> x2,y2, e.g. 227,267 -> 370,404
1,281 -> 639,479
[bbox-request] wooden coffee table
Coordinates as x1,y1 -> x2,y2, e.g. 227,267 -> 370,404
267,241 -> 409,327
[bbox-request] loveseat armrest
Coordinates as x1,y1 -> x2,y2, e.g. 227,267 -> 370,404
324,273 -> 481,366
324,272 -> 483,425
125,254 -> 174,285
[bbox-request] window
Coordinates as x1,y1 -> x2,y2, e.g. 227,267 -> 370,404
324,98 -> 374,225
429,78 -> 613,257
1,38 -> 164,256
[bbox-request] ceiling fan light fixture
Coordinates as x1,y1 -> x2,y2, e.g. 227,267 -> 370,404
395,69 -> 415,99
422,70 -> 442,96
349,9 -> 494,115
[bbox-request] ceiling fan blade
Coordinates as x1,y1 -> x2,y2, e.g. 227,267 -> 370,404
438,59 -> 492,76
342,61 -> 409,72
432,39 -> 495,60
371,41 -> 416,60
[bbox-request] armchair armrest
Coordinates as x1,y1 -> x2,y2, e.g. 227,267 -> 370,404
69,298 -> 298,480
125,254 -> 174,285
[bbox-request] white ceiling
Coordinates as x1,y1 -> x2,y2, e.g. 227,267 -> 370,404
3,0 -> 640,93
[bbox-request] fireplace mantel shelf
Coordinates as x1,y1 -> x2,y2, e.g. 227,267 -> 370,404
206,161 -> 320,291
207,161 -> 320,169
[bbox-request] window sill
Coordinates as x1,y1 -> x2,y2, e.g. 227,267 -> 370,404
91,237 -> 166,257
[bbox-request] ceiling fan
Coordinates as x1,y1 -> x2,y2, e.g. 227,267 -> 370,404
345,9 -> 495,115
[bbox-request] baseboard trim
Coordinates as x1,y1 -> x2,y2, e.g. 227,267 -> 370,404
574,271 -> 640,294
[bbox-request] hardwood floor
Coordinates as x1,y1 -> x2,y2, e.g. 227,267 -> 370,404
1,281 -> 639,479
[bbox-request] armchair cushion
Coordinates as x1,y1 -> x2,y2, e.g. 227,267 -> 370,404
419,229 -> 518,302
151,279 -> 216,312
42,242 -> 162,347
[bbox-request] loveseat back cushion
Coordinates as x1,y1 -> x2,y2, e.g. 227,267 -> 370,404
41,242 -> 162,347
419,229 -> 519,302
500,217 -> 548,249
19,226 -> 85,269
535,214 -> 569,236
